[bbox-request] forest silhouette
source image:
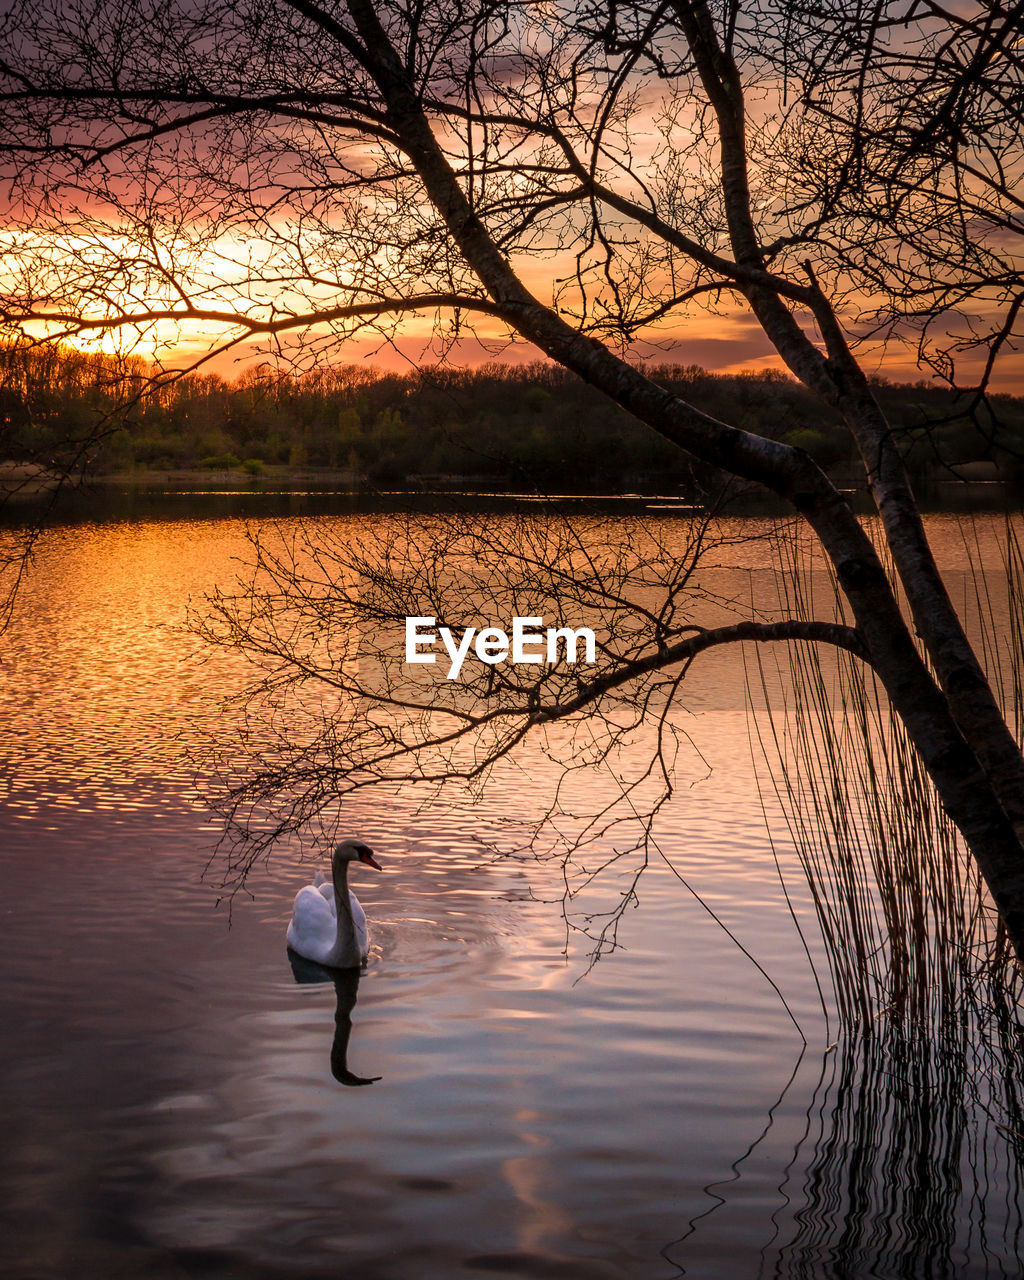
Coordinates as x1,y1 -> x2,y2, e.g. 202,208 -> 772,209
4,342 -> 1023,492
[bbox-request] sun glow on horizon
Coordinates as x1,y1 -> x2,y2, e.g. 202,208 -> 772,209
3,222 -> 1022,394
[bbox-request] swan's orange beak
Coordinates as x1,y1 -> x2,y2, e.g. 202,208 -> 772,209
359,849 -> 382,870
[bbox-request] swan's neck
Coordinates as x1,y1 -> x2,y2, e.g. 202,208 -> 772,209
328,858 -> 362,968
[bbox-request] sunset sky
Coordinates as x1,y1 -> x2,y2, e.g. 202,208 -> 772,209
47,263 -> 1018,395
3,0 -> 1021,399
15,205 -> 1017,394
56,306 -> 1021,399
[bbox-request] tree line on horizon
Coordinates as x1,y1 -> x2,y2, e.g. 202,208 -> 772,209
2,340 -> 1022,493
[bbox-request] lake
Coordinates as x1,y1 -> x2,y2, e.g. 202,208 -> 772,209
1,497 -> 1022,1278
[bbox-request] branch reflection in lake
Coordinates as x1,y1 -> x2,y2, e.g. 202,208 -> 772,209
667,1012 -> 1024,1277
287,952 -> 382,1087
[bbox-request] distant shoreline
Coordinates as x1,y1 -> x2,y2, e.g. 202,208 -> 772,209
1,461 -> 365,495
2,461 -> 705,500
2,461 -> 1017,520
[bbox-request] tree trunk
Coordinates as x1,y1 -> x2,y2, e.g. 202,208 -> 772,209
343,0 -> 1024,958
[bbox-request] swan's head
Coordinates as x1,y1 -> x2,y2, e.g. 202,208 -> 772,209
333,839 -> 382,871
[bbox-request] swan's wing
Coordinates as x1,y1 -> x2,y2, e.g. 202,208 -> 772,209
287,885 -> 338,963
307,869 -> 334,902
349,890 -> 369,959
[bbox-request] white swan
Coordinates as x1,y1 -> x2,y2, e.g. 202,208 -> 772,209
286,840 -> 382,968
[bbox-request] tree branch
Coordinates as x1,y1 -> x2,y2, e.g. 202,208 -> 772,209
2,292 -> 515,336
532,620 -> 869,724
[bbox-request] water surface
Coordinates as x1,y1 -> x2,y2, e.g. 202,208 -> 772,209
1,506 -> 1021,1278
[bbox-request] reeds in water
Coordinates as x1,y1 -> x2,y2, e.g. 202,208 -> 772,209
735,518 -> 1024,1271
747,517 -> 1024,1130
749,518 -> 1024,1028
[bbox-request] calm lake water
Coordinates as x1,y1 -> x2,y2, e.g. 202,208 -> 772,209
1,499 -> 1022,1278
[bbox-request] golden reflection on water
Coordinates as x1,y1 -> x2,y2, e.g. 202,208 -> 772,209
2,510 -> 1023,1279
503,1137 -> 575,1261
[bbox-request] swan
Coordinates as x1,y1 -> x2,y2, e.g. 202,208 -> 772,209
286,840 -> 382,968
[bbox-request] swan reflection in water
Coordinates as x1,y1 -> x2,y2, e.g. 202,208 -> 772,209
288,951 -> 382,1086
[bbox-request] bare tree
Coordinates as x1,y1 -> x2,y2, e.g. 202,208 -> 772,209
3,0 -> 1024,950
765,0 -> 1024,399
